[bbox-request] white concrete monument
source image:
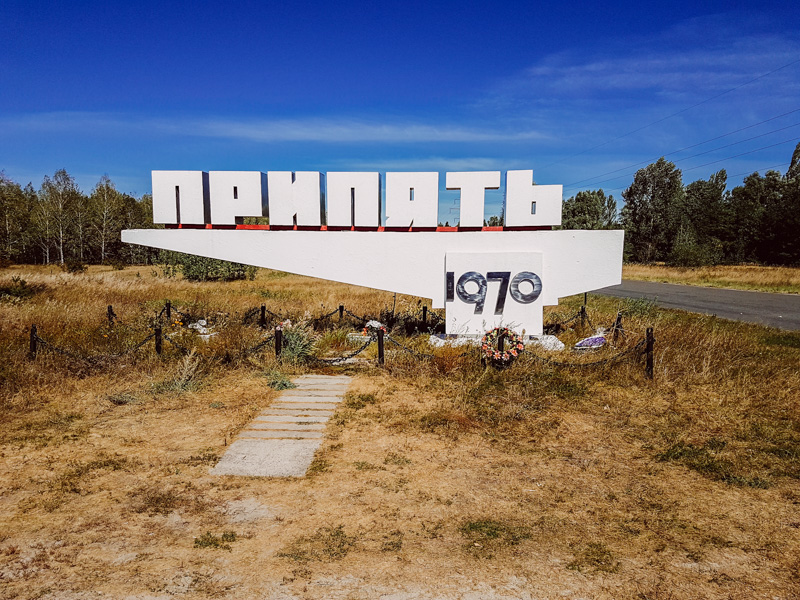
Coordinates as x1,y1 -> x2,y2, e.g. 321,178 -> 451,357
123,170 -> 623,335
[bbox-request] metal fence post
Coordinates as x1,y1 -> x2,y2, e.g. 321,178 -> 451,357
612,311 -> 623,343
165,300 -> 171,320
29,324 -> 38,360
580,305 -> 587,328
339,304 -> 344,320
422,305 -> 427,329
377,329 -> 385,365
155,326 -> 162,355
260,304 -> 266,329
107,305 -> 115,326
275,326 -> 283,357
645,327 -> 654,379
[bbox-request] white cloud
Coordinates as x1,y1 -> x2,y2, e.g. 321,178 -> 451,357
479,15 -> 800,112
1,112 -> 548,144
335,156 -> 531,171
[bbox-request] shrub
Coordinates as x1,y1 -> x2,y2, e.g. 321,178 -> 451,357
0,276 -> 40,301
157,250 -> 256,282
61,260 -> 87,274
279,323 -> 316,363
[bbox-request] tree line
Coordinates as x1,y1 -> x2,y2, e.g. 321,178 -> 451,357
561,142 -> 800,266
0,169 -> 154,267
3,144 -> 800,268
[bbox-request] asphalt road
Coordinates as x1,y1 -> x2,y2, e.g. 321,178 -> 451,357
596,280 -> 800,331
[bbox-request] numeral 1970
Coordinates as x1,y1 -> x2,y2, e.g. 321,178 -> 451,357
446,271 -> 542,314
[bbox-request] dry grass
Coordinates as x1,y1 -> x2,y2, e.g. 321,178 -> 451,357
624,263 -> 800,293
0,264 -> 798,599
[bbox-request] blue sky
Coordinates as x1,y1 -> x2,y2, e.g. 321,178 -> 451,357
1,0 -> 799,219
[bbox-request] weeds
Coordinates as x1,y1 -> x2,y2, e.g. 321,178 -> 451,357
384,452 -> 412,466
353,461 -> 382,471
278,322 -> 317,363
194,531 -> 237,550
567,542 -> 620,573
344,392 -> 378,410
381,530 -> 403,552
107,392 -> 138,405
459,519 -> 531,558
152,350 -> 202,393
307,456 -> 330,475
657,441 -> 771,488
132,486 -> 186,515
262,370 -> 296,390
278,525 -> 356,562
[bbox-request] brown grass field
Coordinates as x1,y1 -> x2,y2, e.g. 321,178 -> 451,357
1,264 -> 799,599
624,263 -> 800,294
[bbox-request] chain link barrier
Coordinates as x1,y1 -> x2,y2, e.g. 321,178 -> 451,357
241,334 -> 276,357
29,299 -> 651,374
162,333 -> 192,355
385,334 -> 435,359
33,331 -> 157,364
310,337 -> 375,364
526,338 -> 647,369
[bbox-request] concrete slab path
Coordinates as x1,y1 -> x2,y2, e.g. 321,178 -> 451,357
210,375 -> 351,477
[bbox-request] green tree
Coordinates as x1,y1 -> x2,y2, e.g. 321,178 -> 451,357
759,168 -> 800,265
561,189 -> 618,229
787,141 -> 800,180
621,158 -> 684,262
40,169 -> 82,265
90,175 -> 125,263
0,173 -> 29,262
726,171 -> 778,262
672,169 -> 728,265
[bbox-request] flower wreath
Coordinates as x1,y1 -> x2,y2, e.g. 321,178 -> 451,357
363,320 -> 387,337
481,326 -> 524,364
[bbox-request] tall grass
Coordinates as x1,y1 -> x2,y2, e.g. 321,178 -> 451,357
624,263 -> 800,293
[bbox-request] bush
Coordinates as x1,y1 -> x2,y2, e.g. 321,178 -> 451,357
280,322 -> 317,363
667,228 -> 723,267
157,250 -> 256,282
61,260 -> 88,274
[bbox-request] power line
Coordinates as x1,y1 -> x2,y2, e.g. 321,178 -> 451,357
563,120 -> 800,191
682,136 -> 800,173
728,162 -> 790,179
598,157 -> 795,196
563,108 -> 800,189
542,57 -> 800,171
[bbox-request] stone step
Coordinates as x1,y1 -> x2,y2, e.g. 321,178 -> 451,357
271,402 -> 339,410
210,439 -> 322,477
279,390 -> 347,398
253,415 -> 329,423
238,429 -> 324,439
246,422 -> 325,431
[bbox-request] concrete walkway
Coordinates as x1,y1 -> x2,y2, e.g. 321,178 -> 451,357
210,375 -> 351,477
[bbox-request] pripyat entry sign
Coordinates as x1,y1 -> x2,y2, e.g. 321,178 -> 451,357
121,169 -> 625,336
